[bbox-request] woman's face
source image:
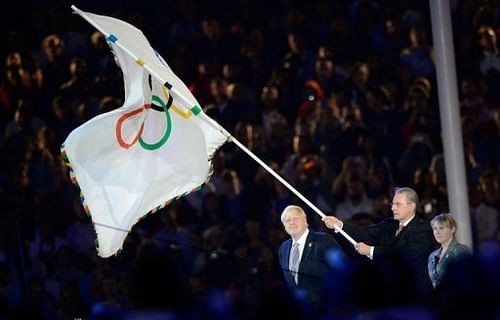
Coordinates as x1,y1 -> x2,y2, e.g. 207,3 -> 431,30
432,222 -> 455,245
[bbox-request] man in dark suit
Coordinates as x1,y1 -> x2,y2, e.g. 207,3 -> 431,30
278,205 -> 341,313
323,187 -> 436,296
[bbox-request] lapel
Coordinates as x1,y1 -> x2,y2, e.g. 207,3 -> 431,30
394,216 -> 418,239
439,239 -> 459,267
299,232 -> 315,272
283,239 -> 296,286
390,219 -> 401,241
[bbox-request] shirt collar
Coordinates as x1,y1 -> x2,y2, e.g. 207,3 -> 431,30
401,215 -> 415,227
294,228 -> 309,247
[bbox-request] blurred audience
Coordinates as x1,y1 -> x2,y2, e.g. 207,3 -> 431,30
1,1 -> 499,319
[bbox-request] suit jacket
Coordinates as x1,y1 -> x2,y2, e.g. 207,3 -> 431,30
428,239 -> 470,288
278,230 -> 340,306
342,216 -> 436,294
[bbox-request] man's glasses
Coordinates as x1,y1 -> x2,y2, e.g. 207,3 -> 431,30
390,202 -> 409,208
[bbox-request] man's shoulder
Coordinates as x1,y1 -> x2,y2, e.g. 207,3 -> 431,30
370,218 -> 398,229
279,238 -> 292,250
308,230 -> 340,246
280,237 -> 292,245
309,230 -> 333,238
409,216 -> 432,230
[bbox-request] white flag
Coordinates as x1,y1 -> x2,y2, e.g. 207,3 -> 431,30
62,6 -> 229,257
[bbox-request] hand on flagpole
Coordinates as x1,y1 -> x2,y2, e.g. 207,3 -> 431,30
322,215 -> 357,246
354,242 -> 372,257
322,215 -> 342,230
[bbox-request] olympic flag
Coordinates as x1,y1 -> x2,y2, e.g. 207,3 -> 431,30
62,6 -> 229,257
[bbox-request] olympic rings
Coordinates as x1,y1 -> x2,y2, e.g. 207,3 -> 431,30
115,84 -> 198,150
115,95 -> 171,150
115,107 -> 145,149
139,95 -> 171,150
162,86 -> 193,119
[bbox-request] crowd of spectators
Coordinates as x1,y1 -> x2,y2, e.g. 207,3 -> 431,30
1,0 -> 499,319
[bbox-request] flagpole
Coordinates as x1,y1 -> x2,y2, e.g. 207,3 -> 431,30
229,136 -> 356,245
199,110 -> 357,245
195,109 -> 356,245
71,5 -> 356,247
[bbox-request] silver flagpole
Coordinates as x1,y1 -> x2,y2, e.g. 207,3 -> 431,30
429,0 -> 473,249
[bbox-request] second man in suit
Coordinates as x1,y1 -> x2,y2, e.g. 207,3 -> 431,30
322,187 -> 436,296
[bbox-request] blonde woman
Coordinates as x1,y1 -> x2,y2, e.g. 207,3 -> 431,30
428,213 -> 471,288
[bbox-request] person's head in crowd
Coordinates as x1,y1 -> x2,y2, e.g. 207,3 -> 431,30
461,115 -> 479,146
350,62 -> 370,89
287,30 -> 306,55
208,77 -> 228,103
366,85 -> 392,112
220,169 -> 242,197
51,95 -> 69,122
477,25 -> 498,53
372,194 -> 392,220
408,25 -> 428,47
478,169 -> 500,202
42,34 -> 64,63
201,192 -> 222,216
268,110 -> 290,142
68,57 -> 88,79
233,121 -> 254,145
90,31 -> 107,52
341,156 -> 367,176
460,76 -> 486,101
98,96 -> 121,114
384,16 -> 403,36
315,57 -> 334,82
222,62 -> 244,83
371,160 -> 394,193
12,99 -> 37,131
340,104 -> 364,127
345,174 -> 366,202
297,154 -> 323,183
405,84 -> 430,113
413,76 -> 432,94
260,85 -> 280,110
5,51 -> 30,87
211,149 -> 226,175
317,45 -> 332,59
6,51 -> 22,68
201,18 -> 221,42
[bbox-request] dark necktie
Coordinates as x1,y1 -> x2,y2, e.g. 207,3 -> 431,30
395,224 -> 405,236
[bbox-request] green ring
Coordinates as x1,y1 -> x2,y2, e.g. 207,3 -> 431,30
139,95 -> 172,150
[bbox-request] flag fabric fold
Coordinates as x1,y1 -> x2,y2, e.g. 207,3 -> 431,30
62,6 -> 229,257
